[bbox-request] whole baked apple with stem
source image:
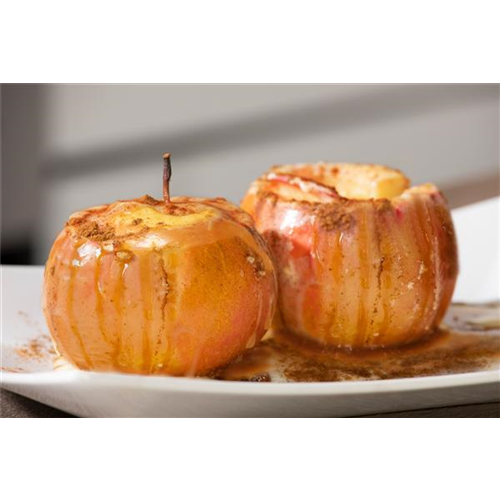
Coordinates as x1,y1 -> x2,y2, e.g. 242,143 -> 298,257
43,154 -> 277,375
242,162 -> 458,348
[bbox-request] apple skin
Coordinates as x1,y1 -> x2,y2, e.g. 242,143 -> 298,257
43,195 -> 277,375
242,167 -> 459,348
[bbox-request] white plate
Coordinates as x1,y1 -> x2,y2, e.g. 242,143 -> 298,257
1,198 -> 499,417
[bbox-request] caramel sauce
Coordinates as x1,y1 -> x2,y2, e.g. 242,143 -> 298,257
409,198 -> 431,329
111,258 -> 127,369
209,303 -> 500,382
67,246 -> 93,368
139,252 -> 153,372
378,224 -> 392,337
356,207 -> 369,343
94,251 -> 109,343
324,230 -> 342,343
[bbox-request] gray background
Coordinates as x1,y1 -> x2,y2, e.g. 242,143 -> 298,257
2,84 -> 499,264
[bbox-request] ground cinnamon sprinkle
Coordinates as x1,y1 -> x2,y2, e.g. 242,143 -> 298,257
0,366 -> 27,373
315,204 -> 353,231
14,334 -> 56,361
72,220 -> 116,241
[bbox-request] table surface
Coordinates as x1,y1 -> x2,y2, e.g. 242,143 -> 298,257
2,179 -> 499,418
1,389 -> 499,418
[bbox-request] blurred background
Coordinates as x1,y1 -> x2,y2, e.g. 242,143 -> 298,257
1,84 -> 499,265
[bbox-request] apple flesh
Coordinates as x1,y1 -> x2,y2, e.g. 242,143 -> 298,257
242,163 -> 458,348
43,195 -> 277,375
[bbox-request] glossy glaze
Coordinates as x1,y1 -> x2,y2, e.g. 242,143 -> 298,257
242,163 -> 458,348
43,196 -> 277,375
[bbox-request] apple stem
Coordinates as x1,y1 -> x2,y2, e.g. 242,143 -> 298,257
163,153 -> 172,204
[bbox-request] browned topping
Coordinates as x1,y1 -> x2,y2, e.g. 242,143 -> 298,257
137,194 -> 161,206
67,202 -> 168,242
162,204 -> 194,216
66,216 -> 84,227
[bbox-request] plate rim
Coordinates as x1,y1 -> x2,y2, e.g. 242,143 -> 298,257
2,368 -> 499,397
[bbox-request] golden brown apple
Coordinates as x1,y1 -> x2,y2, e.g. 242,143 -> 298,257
43,155 -> 277,375
242,162 -> 458,348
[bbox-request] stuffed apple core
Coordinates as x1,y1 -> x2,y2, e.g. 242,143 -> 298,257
242,162 -> 458,348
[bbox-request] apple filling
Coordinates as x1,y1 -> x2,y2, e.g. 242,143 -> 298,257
266,163 -> 410,202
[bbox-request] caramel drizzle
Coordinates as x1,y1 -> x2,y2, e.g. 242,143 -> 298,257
156,252 -> 171,372
155,249 -> 178,372
378,214 -> 400,345
377,253 -> 391,341
67,246 -> 93,368
111,259 -> 127,369
356,205 -> 370,345
310,225 -> 327,343
371,210 -> 385,341
413,197 -> 436,333
387,205 -> 424,344
94,250 -> 109,343
324,230 -> 343,343
434,206 -> 457,322
139,253 -> 153,373
422,197 -> 444,321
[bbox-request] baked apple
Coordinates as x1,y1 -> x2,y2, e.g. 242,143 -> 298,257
43,154 -> 277,375
242,163 -> 458,348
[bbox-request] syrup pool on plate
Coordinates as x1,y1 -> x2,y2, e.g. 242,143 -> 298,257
209,302 -> 500,382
